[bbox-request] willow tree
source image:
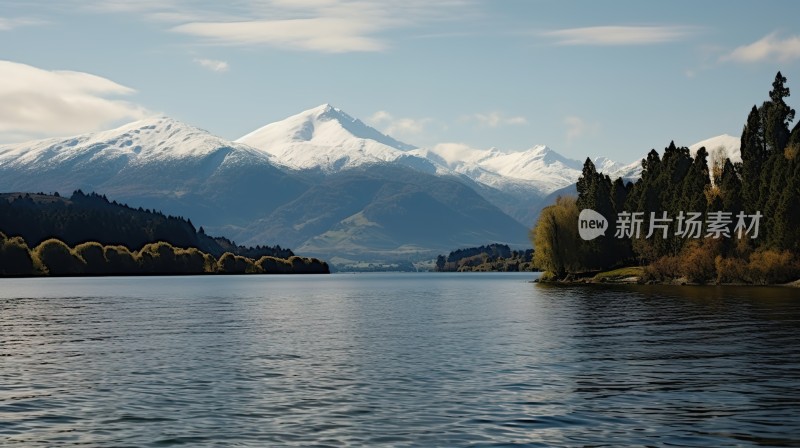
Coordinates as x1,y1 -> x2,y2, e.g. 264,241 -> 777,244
531,196 -> 582,277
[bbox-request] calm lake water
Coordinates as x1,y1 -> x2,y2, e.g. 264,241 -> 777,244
1,273 -> 799,447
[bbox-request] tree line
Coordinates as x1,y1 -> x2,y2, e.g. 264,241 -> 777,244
0,232 -> 328,276
435,244 -> 534,272
0,191 -> 293,259
532,72 -> 800,284
0,191 -> 328,276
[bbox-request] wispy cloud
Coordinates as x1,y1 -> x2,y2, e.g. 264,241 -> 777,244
15,0 -> 480,49
72,0 -> 476,53
564,115 -> 600,145
368,110 -> 431,139
0,60 -> 148,143
542,25 -> 698,46
722,32 -> 800,63
175,18 -> 385,53
463,112 -> 527,128
0,16 -> 45,31
75,0 -> 235,23
430,142 -> 482,165
193,57 -> 229,72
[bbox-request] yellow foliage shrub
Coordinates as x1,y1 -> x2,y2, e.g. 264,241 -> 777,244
747,249 -> 798,285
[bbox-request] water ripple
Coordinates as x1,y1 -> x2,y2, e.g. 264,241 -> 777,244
1,274 -> 798,446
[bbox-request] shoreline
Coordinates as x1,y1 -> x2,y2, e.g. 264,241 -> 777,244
534,267 -> 800,287
536,277 -> 800,287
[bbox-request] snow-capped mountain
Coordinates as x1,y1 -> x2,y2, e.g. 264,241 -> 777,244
235,105 -> 610,229
0,117 -> 307,228
689,134 -> 741,164
236,104 -> 610,196
409,143 -> 584,195
0,116 -> 275,173
589,156 -> 643,179
237,104 -> 432,173
236,104 -> 622,199
0,103 -> 742,266
0,112 -> 531,262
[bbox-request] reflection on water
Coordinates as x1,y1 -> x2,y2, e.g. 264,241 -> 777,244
1,274 -> 798,446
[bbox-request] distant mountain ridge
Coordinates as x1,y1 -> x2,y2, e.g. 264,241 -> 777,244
0,104 -> 739,266
0,116 -> 307,230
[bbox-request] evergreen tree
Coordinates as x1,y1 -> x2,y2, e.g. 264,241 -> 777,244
681,147 -> 710,215
719,158 -> 743,214
762,71 -> 795,154
790,121 -> 800,148
772,160 -> 800,252
575,158 -> 617,269
627,143 -> 696,260
611,178 -> 628,215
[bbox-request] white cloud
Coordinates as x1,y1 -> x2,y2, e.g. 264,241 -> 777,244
174,18 -> 384,53
74,0 -> 476,53
564,115 -> 600,145
722,32 -> 800,63
465,112 -> 527,128
0,60 -> 148,142
194,57 -> 230,72
368,110 -> 431,138
430,142 -> 483,165
0,17 -> 45,31
543,25 -> 698,46
387,118 -> 430,136
369,110 -> 393,124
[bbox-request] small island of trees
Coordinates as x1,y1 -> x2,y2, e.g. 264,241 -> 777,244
434,244 -> 534,272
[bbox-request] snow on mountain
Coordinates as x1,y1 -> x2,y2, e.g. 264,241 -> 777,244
0,116 -> 309,231
0,116 -> 274,172
235,104 -> 644,196
598,134 -> 741,182
607,159 -> 643,180
408,143 -> 584,195
236,104 -> 425,172
592,157 -> 624,174
689,134 -> 741,164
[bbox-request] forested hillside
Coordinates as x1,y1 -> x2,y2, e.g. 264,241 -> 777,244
0,191 -> 293,259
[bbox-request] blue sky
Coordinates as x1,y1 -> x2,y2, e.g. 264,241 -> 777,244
1,0 -> 799,162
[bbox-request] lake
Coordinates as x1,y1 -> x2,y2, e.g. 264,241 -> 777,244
1,273 -> 799,446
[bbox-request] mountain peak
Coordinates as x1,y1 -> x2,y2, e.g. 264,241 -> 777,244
236,104 -> 417,171
304,103 -> 361,128
307,103 -> 339,116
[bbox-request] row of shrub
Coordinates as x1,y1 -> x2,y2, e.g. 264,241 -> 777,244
0,232 -> 328,277
643,238 -> 799,285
